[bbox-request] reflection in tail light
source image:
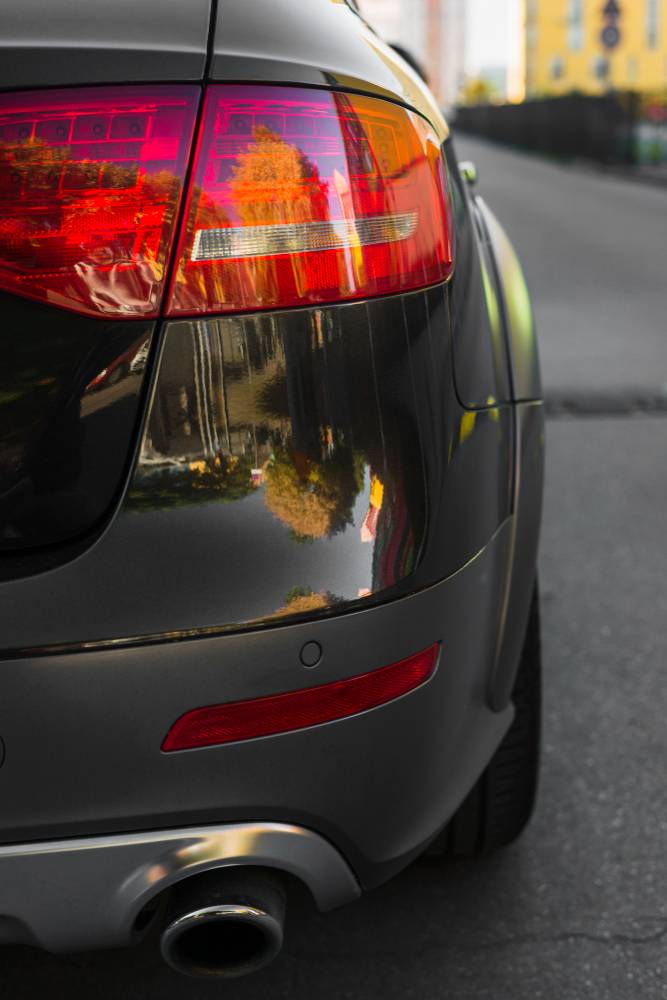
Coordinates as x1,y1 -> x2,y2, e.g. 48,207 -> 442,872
0,86 -> 199,318
0,85 -> 454,320
167,86 -> 454,316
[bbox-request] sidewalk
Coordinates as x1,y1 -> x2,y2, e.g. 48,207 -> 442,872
454,128 -> 667,190
604,161 -> 667,189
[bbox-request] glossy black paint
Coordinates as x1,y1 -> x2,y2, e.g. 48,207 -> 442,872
446,143 -> 513,409
129,307 -> 427,621
0,294 -> 153,559
125,285 -> 512,630
0,521 -> 513,884
0,287 -> 512,650
0,0 -> 211,90
211,0 -> 449,147
490,401 -> 545,711
0,0 -> 545,941
475,196 -> 542,402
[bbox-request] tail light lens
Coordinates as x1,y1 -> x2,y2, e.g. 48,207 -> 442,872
167,86 -> 453,316
162,643 -> 440,751
0,84 -> 453,319
0,86 -> 198,318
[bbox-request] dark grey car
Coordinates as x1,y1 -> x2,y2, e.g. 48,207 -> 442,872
0,0 -> 543,978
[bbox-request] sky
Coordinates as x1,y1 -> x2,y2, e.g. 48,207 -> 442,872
466,0 -> 512,74
357,0 -> 524,98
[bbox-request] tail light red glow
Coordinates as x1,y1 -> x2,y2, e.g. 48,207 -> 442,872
167,86 -> 453,316
0,84 -> 454,319
0,86 -> 198,317
162,642 -> 440,751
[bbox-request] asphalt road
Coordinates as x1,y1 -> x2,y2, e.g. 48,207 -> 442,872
453,135 -> 667,402
3,139 -> 667,998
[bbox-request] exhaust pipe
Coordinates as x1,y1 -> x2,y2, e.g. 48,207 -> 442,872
160,868 -> 286,979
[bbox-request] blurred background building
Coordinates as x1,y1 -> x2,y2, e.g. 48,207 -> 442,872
358,0 -> 524,105
358,1 -> 667,105
358,0 -> 667,168
435,0 -> 467,110
357,0 -> 428,78
357,0 -> 467,106
526,0 -> 667,97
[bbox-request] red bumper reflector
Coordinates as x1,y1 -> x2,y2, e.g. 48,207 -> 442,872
162,642 -> 440,751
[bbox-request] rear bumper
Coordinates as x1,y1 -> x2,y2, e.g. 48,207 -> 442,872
0,822 -> 359,952
0,522 -> 513,950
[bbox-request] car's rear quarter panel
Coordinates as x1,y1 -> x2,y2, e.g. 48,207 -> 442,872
0,0 -> 543,894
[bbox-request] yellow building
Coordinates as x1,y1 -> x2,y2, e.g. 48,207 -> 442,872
525,0 -> 667,96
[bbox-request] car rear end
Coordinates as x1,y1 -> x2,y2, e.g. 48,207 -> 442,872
0,0 -> 543,975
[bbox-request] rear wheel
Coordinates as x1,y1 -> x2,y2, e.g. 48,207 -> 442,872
433,583 -> 542,857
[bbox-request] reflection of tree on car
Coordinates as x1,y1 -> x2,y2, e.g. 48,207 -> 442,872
230,126 -> 329,227
0,136 -> 181,310
127,453 -> 256,511
272,586 -> 341,619
264,438 -> 364,540
226,125 -> 330,306
178,124 -> 331,313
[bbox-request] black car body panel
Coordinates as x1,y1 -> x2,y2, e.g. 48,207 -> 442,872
0,295 -> 153,557
475,197 -> 542,402
0,521 -> 512,883
0,0 -> 212,89
0,0 -> 544,958
0,286 -> 513,649
490,401 -> 544,711
447,146 -> 513,409
211,0 -> 448,140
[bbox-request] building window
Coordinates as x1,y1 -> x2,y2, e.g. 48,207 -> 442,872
550,56 -> 566,80
627,56 -> 639,83
526,0 -> 538,35
592,57 -> 610,81
647,0 -> 659,49
568,0 -> 584,50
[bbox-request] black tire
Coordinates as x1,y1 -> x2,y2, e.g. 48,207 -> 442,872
433,583 -> 542,858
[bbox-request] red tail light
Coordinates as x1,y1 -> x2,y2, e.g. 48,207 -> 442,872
0,86 -> 198,317
0,85 -> 453,319
162,643 -> 440,751
167,86 -> 453,316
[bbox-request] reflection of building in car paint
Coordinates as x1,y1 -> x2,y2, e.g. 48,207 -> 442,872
85,336 -> 150,392
371,468 -> 417,592
361,474 -> 384,542
126,305 -> 427,624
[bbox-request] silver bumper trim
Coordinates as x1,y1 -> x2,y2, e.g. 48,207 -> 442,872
0,822 -> 360,952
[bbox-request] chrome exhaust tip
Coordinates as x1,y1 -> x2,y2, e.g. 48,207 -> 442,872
160,869 -> 285,979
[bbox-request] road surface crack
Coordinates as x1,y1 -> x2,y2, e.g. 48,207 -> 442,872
465,919 -> 667,953
546,390 -> 667,418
